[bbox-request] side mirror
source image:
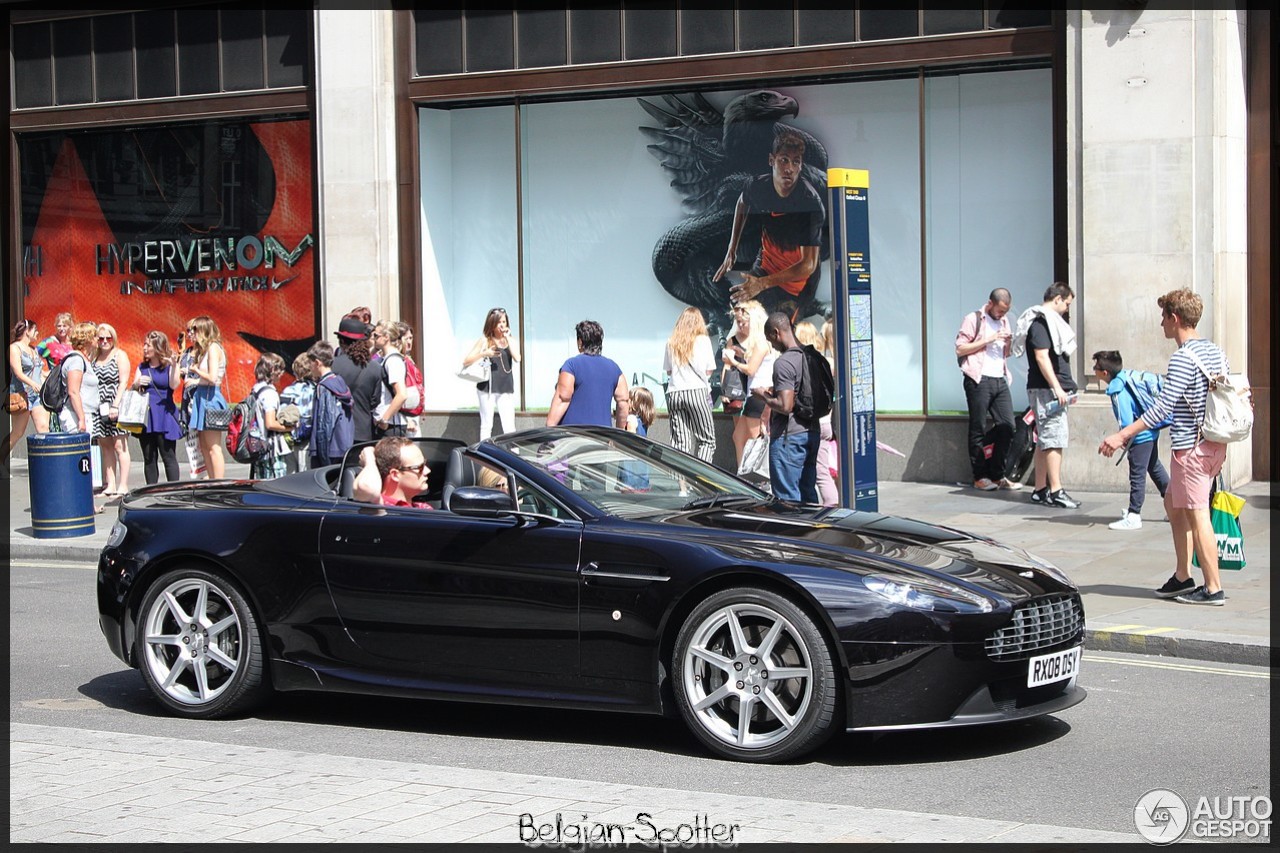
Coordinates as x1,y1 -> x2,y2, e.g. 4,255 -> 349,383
449,485 -> 517,517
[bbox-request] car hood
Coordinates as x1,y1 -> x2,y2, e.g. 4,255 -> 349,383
656,501 -> 1073,599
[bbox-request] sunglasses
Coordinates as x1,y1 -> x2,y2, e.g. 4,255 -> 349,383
98,336 -> 114,342
396,463 -> 428,476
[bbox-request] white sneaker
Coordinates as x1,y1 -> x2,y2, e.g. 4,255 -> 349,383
1109,512 -> 1142,530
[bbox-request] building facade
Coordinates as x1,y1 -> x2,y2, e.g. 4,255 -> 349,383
6,7 -> 1272,488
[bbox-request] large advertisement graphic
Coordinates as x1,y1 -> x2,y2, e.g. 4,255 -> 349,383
20,117 -> 316,399
638,90 -> 830,341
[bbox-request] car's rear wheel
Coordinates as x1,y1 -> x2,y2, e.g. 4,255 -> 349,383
673,587 -> 839,762
136,567 -> 268,718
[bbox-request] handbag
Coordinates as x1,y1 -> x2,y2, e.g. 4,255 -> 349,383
721,368 -> 747,413
117,388 -> 150,434
202,405 -> 233,430
1192,486 -> 1246,571
457,356 -> 491,384
7,391 -> 28,413
737,434 -> 771,481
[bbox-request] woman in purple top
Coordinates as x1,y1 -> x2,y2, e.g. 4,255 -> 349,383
132,331 -> 183,484
546,320 -> 631,429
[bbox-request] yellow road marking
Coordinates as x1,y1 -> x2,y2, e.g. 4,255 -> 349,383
1128,626 -> 1177,636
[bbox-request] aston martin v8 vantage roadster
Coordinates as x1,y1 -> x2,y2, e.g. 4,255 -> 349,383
97,426 -> 1085,762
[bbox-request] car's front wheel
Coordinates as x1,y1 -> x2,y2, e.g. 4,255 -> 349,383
673,587 -> 839,762
136,567 -> 269,718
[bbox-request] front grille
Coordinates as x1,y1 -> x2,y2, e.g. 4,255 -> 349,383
985,594 -> 1083,661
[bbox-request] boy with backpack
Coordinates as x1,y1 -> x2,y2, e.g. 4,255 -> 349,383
1092,349 -> 1169,530
305,341 -> 355,468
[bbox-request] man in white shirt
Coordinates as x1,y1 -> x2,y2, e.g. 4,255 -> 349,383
955,288 -> 1019,491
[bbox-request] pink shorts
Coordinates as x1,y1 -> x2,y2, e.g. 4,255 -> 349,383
1167,440 -> 1226,509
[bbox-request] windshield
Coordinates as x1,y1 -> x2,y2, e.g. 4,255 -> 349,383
495,428 -> 769,518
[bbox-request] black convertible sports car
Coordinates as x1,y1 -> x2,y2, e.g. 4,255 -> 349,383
97,426 -> 1086,762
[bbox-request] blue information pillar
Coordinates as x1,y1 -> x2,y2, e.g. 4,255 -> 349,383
826,168 -> 877,512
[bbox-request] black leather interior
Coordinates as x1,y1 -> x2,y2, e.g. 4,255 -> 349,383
338,465 -> 359,499
441,447 -> 477,511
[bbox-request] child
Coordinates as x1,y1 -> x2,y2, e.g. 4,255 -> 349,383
620,386 -> 655,491
1092,350 -> 1169,530
278,353 -> 316,473
306,341 -> 355,469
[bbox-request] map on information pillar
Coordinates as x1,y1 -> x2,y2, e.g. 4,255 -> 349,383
847,341 -> 875,411
848,294 -> 873,341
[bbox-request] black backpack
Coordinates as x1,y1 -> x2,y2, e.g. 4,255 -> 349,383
794,344 -> 835,426
39,352 -> 82,412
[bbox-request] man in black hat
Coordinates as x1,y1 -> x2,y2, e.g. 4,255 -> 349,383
332,314 -> 378,444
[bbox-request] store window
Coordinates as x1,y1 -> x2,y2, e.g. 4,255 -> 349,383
11,9 -> 309,109
18,116 -> 319,398
417,68 -> 1052,416
410,8 -> 1050,79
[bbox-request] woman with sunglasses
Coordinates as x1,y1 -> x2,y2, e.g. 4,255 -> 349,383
4,319 -> 50,466
184,315 -> 229,479
463,307 -> 521,440
92,323 -> 132,497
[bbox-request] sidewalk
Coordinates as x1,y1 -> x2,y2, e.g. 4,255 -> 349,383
5,455 -> 1271,666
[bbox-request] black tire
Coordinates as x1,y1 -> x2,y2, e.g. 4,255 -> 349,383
672,587 -> 839,762
135,567 -> 270,719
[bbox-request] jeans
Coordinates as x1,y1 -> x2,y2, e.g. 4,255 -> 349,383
1126,439 -> 1170,515
964,375 -> 1014,480
769,427 -> 820,503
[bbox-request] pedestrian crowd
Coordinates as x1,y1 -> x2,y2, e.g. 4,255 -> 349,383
955,283 -> 1247,608
6,283 -> 1250,610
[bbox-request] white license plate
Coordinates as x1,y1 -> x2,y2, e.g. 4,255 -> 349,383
1027,646 -> 1082,688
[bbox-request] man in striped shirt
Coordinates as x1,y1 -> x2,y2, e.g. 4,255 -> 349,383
1099,289 -> 1230,606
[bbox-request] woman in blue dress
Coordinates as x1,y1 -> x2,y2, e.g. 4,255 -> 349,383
184,315 -> 229,479
132,331 -> 183,484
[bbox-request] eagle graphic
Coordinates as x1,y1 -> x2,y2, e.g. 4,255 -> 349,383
639,89 -> 830,340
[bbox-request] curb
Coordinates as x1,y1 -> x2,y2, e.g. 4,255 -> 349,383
9,541 -> 106,564
1084,627 -> 1272,668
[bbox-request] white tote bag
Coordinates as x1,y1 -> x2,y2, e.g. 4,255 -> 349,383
737,435 -> 771,481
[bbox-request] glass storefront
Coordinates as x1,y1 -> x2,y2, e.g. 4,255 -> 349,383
418,68 -> 1052,416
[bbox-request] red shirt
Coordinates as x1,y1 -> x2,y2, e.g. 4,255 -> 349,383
380,494 -> 433,509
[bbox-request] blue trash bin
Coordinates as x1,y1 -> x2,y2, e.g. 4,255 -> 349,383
27,431 -> 96,538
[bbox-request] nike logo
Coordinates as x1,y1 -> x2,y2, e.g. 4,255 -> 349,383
271,274 -> 300,290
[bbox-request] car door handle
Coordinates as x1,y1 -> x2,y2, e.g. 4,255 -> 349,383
581,562 -> 670,583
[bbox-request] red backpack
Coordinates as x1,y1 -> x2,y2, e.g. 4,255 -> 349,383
384,352 -> 425,417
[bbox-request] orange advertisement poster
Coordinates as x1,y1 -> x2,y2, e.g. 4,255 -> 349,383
20,117 -> 317,398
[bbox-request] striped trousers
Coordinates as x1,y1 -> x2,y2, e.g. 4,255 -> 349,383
666,387 -> 717,462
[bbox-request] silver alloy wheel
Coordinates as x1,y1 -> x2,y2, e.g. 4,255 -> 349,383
141,576 -> 244,707
680,602 -> 814,750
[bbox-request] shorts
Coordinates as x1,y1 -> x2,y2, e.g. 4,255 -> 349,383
735,395 -> 767,420
1028,388 -> 1069,449
1167,440 -> 1226,509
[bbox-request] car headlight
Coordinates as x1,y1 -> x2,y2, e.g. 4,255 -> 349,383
864,574 -> 994,613
1020,550 -> 1074,587
106,520 -> 128,548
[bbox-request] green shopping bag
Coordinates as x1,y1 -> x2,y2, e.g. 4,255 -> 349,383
1192,489 -> 1246,571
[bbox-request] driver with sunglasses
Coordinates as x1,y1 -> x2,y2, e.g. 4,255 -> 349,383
352,436 -> 433,508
